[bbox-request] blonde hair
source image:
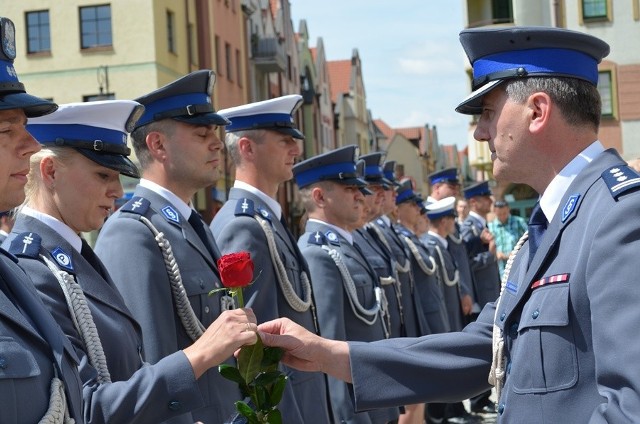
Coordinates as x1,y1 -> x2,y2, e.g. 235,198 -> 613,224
24,146 -> 76,204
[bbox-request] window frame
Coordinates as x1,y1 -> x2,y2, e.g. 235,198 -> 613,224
79,4 -> 113,50
598,69 -> 617,119
25,9 -> 51,55
166,9 -> 176,54
580,0 -> 612,22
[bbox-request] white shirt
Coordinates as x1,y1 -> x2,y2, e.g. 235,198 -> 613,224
308,218 -> 354,245
540,141 -> 605,222
20,206 -> 82,253
427,230 -> 448,249
234,180 -> 282,220
139,178 -> 194,219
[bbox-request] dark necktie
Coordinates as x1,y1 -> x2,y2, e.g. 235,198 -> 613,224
81,239 -> 107,279
527,202 -> 548,266
188,210 -> 216,259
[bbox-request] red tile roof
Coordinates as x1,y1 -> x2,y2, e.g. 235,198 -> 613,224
327,60 -> 351,103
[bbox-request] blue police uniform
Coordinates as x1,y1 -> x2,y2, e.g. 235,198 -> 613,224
0,16 -> 84,423
211,95 -> 332,423
94,71 -> 242,423
295,146 -> 399,424
339,26 -> 638,424
461,181 -> 501,308
3,101 -> 208,423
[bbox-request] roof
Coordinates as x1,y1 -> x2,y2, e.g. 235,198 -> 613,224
327,59 -> 351,104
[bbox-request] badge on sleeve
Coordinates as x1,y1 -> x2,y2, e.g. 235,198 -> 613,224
235,198 -> 254,217
121,197 -> 150,215
8,232 -> 41,258
325,230 -> 340,246
256,207 -> 272,222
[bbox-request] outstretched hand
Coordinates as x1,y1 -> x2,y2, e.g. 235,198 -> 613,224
258,318 -> 353,383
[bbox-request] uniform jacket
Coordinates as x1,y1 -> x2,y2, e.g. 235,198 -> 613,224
211,187 -> 331,424
421,233 -> 465,332
461,214 -> 501,306
94,185 -> 241,423
0,249 -> 84,423
371,218 -> 429,337
448,224 -> 476,302
348,149 -> 640,423
300,220 -> 398,424
5,214 -> 203,423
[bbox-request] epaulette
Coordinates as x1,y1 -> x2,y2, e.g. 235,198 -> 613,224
375,218 -> 386,227
8,232 -> 42,258
324,230 -> 340,246
307,231 -> 327,246
602,165 -> 640,200
121,197 -> 150,215
426,238 -> 437,246
235,198 -> 255,217
397,227 -> 412,237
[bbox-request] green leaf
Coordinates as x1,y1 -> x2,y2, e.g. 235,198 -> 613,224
266,408 -> 283,424
254,384 -> 269,411
238,335 -> 264,383
269,375 -> 287,406
261,347 -> 284,369
253,371 -> 283,387
236,400 -> 260,424
218,364 -> 245,385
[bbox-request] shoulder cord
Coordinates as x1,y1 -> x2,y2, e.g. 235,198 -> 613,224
433,245 -> 460,287
139,216 -> 205,341
254,215 -> 313,313
488,231 -> 529,400
39,254 -> 111,384
403,236 -> 438,276
39,371 -> 75,424
448,232 -> 462,244
321,245 -> 383,329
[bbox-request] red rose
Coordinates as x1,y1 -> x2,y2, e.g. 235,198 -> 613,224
217,251 -> 254,289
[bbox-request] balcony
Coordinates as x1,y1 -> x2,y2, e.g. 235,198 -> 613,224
251,37 -> 286,73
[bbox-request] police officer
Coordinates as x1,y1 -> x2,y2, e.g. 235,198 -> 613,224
295,145 -> 399,424
258,26 -> 637,423
0,16 -> 84,423
210,95 -> 332,423
4,100 -> 257,423
94,70 -> 244,423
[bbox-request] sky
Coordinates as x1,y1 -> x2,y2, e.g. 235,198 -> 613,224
290,1 -> 472,149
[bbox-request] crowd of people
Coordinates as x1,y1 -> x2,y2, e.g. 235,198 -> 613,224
2,13 -> 640,424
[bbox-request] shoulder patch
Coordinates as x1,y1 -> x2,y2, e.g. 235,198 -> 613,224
161,205 -> 180,224
561,194 -> 581,223
235,198 -> 255,217
325,230 -> 340,246
50,247 -> 75,273
9,232 -> 42,258
307,231 -> 327,246
121,197 -> 150,215
376,218 -> 386,227
397,227 -> 412,237
602,165 -> 640,199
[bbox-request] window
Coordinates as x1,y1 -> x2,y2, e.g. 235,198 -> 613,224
84,93 -> 115,102
235,48 -> 242,87
582,0 -> 608,20
167,10 -> 176,53
598,70 -> 614,117
26,10 -> 50,54
215,36 -> 222,76
225,42 -> 232,81
80,5 -> 112,49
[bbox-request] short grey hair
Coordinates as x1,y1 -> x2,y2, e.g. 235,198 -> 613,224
225,129 -> 268,166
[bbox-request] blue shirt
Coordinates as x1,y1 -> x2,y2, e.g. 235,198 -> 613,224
488,214 -> 528,275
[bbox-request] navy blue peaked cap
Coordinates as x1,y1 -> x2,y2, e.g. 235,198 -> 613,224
133,70 -> 230,129
456,26 -> 610,114
382,160 -> 402,187
396,179 -> 421,205
294,145 -> 367,189
0,17 -> 57,117
360,152 -> 393,187
463,181 -> 492,199
428,167 -> 460,185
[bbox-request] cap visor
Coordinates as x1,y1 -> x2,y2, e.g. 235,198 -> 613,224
271,127 -> 305,140
173,112 -> 231,127
455,79 -> 504,115
78,150 -> 140,179
0,92 -> 58,117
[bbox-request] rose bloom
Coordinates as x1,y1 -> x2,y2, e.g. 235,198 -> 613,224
217,251 -> 254,288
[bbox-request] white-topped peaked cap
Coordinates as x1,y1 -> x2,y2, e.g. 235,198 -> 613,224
425,196 -> 457,220
26,100 -> 144,178
218,94 -> 304,139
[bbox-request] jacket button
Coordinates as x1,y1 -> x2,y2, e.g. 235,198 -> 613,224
168,401 -> 181,411
498,403 -> 505,414
500,312 -> 506,321
532,309 -> 540,319
0,357 -> 6,369
204,306 -> 210,314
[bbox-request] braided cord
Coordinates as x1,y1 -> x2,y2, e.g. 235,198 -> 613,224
39,376 -> 75,424
433,245 -> 460,287
255,215 -> 312,313
404,236 -> 438,276
40,254 -> 111,384
139,216 -> 205,341
488,231 -> 529,400
321,246 -> 381,326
